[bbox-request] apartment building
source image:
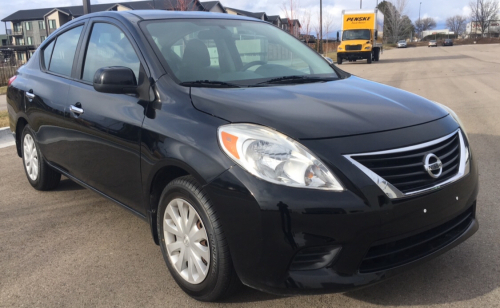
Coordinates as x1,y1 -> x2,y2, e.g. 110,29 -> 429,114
1,0 -> 300,64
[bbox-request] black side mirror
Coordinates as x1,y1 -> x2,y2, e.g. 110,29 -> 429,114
374,30 -> 378,40
93,66 -> 137,94
337,31 -> 340,42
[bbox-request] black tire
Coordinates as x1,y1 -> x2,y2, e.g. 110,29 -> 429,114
374,48 -> 380,61
157,175 -> 240,302
367,53 -> 372,64
21,125 -> 61,191
337,56 -> 342,65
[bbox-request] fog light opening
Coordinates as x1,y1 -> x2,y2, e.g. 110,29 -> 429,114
290,246 -> 342,271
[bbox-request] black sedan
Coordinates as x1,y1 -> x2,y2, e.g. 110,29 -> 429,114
6,10 -> 478,301
443,39 -> 454,46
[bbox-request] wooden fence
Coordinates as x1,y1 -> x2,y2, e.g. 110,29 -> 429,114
0,65 -> 21,87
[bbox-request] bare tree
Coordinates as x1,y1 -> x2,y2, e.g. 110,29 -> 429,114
282,0 -> 300,37
323,14 -> 333,54
313,21 -> 321,52
446,15 -> 468,37
470,0 -> 500,37
166,0 -> 199,11
300,11 -> 312,45
414,17 -> 437,35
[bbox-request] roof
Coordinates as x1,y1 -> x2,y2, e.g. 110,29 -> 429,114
282,18 -> 301,27
267,15 -> 281,22
200,1 -> 224,12
226,7 -> 267,20
1,0 -> 204,22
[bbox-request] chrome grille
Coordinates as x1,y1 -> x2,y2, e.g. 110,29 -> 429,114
353,132 -> 460,193
344,129 -> 470,199
346,44 -> 362,51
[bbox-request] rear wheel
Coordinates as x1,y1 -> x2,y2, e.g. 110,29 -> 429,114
21,125 -> 61,190
157,176 -> 240,301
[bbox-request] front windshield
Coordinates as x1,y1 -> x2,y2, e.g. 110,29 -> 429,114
142,19 -> 337,86
342,29 -> 371,41
398,40 -> 405,43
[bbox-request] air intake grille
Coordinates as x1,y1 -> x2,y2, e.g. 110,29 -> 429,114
359,206 -> 474,273
346,44 -> 362,51
352,132 -> 461,193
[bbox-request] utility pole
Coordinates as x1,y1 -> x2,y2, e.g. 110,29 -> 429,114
419,2 -> 422,40
319,0 -> 323,54
360,0 -> 362,9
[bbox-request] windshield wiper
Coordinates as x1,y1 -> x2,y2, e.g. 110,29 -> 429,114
256,75 -> 337,85
179,80 -> 241,88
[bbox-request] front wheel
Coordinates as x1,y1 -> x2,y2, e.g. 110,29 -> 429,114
21,125 -> 61,190
157,176 -> 240,301
367,52 -> 372,64
337,56 -> 343,65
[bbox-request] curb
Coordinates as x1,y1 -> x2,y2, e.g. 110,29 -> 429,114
0,126 -> 15,149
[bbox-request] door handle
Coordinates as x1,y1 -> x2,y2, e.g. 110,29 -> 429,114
70,104 -> 84,115
25,91 -> 35,100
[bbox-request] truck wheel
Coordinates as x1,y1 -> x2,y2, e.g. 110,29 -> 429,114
337,56 -> 342,65
367,53 -> 372,64
374,49 -> 380,61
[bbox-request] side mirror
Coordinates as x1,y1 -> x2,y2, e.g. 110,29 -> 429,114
93,66 -> 137,94
374,30 -> 378,40
323,56 -> 334,64
337,31 -> 340,42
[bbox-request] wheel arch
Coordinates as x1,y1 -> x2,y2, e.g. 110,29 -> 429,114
147,160 -> 210,245
15,116 -> 29,158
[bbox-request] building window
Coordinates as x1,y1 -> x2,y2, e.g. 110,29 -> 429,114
39,21 -> 46,30
27,37 -> 33,45
41,36 -> 46,42
49,20 -> 56,29
17,53 -> 24,61
26,21 -> 32,31
15,37 -> 23,45
13,23 -> 22,32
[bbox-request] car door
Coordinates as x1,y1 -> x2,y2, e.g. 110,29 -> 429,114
29,23 -> 87,167
65,18 -> 151,214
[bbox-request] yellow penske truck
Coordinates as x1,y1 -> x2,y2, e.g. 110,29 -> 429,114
336,9 -> 384,64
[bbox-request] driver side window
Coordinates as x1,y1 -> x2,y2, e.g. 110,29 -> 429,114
82,23 -> 140,83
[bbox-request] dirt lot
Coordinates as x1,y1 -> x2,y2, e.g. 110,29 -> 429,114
1,44 -> 499,307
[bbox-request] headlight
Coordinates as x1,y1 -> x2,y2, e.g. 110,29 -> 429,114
218,124 -> 344,191
364,46 -> 371,49
338,47 -> 343,50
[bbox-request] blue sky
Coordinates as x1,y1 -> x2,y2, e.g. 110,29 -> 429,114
1,0 -> 474,35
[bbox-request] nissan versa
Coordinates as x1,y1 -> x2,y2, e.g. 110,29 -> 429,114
6,11 -> 478,301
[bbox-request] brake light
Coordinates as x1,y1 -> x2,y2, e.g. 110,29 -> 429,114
8,75 -> 17,87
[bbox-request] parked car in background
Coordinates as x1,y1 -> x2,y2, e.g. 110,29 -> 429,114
429,40 -> 438,47
7,10 -> 478,302
397,40 -> 407,48
443,39 -> 454,46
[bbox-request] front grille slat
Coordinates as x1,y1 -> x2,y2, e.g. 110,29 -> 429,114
351,132 -> 461,193
346,44 -> 362,51
359,206 -> 474,273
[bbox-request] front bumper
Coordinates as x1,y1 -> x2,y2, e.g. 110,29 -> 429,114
337,51 -> 371,60
205,116 -> 479,295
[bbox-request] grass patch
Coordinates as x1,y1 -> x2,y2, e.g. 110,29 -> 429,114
0,86 -> 6,95
0,111 -> 9,128
325,51 -> 338,59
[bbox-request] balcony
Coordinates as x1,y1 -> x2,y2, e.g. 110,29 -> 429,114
12,28 -> 23,36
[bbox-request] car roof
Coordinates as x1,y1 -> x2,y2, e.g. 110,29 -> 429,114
75,10 -> 262,22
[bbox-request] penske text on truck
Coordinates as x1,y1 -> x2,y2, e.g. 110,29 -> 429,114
337,9 -> 384,64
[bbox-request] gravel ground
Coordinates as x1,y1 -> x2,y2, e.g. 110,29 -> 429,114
0,44 -> 499,307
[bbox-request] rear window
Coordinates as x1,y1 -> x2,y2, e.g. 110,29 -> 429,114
47,26 -> 83,76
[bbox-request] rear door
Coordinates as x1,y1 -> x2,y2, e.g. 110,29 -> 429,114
65,18 -> 151,213
27,23 -> 86,166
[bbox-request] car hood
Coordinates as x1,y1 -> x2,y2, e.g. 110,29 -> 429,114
190,76 -> 448,139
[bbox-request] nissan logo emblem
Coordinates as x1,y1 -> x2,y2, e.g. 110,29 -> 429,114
423,153 -> 443,178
